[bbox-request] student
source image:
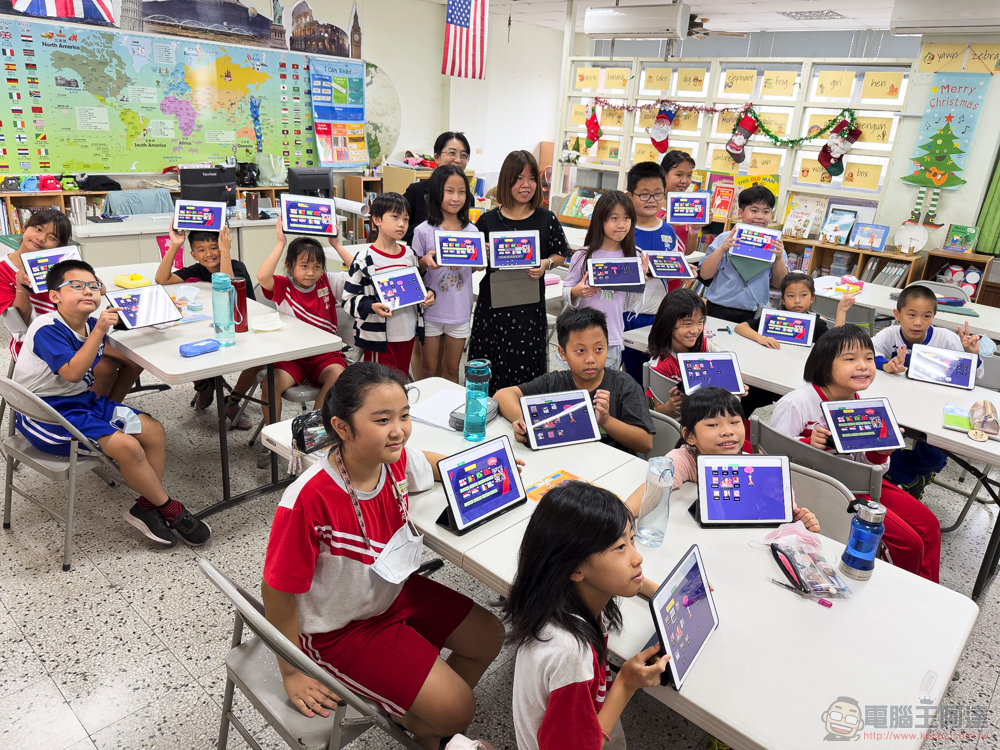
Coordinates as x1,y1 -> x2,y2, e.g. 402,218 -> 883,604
495,308 -> 654,456
769,325 -> 941,582
562,191 -> 643,372
412,164 -> 479,382
505,481 -> 668,750
699,185 -> 788,324
645,288 -> 718,418
468,150 -> 568,394
873,284 -> 983,499
659,150 -> 703,255
0,210 -> 142,402
344,192 -> 435,377
262,363 -> 504,749
631,386 -> 819,531
622,162 -> 681,382
156,225 -> 258,428
403,131 -> 471,245
13,259 -> 211,546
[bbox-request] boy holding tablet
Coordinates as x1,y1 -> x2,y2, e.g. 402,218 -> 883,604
495,308 -> 654,455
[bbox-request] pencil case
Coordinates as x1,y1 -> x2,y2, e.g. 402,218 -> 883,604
179,339 -> 221,357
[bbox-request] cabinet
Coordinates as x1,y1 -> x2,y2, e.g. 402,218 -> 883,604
918,248 -> 993,303
782,236 -> 925,287
343,175 -> 382,241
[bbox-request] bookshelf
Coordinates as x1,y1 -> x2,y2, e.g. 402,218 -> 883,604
918,248 -> 993,303
344,175 -> 382,242
782,236 -> 924,287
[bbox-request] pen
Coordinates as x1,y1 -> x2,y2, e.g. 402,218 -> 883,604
530,400 -> 589,430
717,326 -> 733,334
767,577 -> 833,608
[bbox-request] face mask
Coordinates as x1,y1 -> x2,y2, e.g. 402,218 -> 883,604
111,406 -> 142,435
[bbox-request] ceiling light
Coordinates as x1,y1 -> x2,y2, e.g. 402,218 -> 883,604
779,10 -> 847,20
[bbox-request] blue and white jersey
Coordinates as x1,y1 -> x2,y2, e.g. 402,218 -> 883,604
634,220 -> 681,315
13,312 -> 105,398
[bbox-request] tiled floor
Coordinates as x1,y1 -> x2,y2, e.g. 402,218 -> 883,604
0,335 -> 998,750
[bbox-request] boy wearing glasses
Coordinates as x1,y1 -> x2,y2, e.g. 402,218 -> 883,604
622,161 -> 680,382
12,260 -> 212,547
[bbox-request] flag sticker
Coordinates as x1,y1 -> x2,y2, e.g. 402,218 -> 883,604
35,133 -> 45,141
37,148 -> 47,155
39,160 -> 49,169
17,148 -> 28,156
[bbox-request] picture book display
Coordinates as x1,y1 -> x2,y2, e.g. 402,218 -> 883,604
821,398 -> 906,453
819,208 -> 857,245
21,246 -> 82,294
782,192 -> 830,239
676,352 -> 746,395
907,344 -> 978,390
696,455 -> 793,526
849,223 -> 890,252
434,231 -> 486,266
280,195 -> 338,236
666,192 -> 711,225
757,310 -> 816,346
587,258 -> 645,292
646,252 -> 696,280
944,224 -> 979,253
490,231 -> 540,269
105,285 -> 183,330
710,185 -> 736,222
782,209 -> 813,239
730,224 -> 782,263
519,390 -> 601,451
173,201 -> 227,232
438,436 -> 527,534
371,267 -> 428,310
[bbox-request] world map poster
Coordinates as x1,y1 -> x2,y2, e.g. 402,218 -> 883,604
0,14 -> 320,175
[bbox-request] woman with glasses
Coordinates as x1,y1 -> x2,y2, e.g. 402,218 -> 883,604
402,132 -> 471,245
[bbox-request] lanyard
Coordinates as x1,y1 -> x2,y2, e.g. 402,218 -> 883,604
332,447 -> 408,552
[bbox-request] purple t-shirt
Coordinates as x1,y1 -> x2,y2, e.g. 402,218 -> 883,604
563,248 -> 636,347
412,221 -> 477,325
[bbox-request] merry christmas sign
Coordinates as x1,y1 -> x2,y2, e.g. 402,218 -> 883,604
901,73 -> 986,191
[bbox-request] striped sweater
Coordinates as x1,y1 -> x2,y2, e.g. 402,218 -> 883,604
343,244 -> 425,352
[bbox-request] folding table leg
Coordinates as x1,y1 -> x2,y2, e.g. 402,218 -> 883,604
216,376 -> 231,503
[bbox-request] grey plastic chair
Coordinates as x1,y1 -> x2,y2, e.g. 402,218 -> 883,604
646,411 -> 681,460
789,464 -> 854,545
199,559 -> 422,750
0,376 -> 120,571
904,280 -> 971,302
812,293 -> 876,329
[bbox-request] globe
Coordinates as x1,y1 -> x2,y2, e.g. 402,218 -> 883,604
364,62 -> 401,166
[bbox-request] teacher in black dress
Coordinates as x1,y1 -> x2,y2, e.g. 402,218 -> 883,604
402,131 -> 471,245
469,150 -> 568,394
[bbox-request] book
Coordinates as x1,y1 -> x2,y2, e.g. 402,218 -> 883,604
819,209 -> 856,245
944,224 -> 979,253
861,257 -> 879,282
710,185 -> 736,222
850,223 -> 890,252
801,246 -> 814,274
782,192 -> 830,239
525,470 -> 587,503
782,208 -> 814,238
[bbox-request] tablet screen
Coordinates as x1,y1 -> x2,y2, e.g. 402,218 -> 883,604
823,398 -> 906,453
758,310 -> 816,347
908,344 -> 977,390
677,353 -> 745,395
440,436 -> 526,531
372,268 -> 427,310
666,192 -> 710,225
106,285 -> 182,329
647,252 -> 695,280
435,231 -> 485,266
520,390 -> 600,450
174,200 -> 226,232
281,195 -> 337,236
21,246 -> 81,294
490,232 -> 540,269
698,455 -> 791,524
730,224 -> 781,263
650,545 -> 719,690
587,258 -> 643,288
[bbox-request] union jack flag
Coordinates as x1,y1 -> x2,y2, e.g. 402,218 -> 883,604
12,0 -> 115,24
442,0 -> 488,80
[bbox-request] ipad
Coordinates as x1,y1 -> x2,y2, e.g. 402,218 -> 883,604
646,251 -> 695,280
906,343 -> 977,390
371,267 -> 428,310
666,191 -> 711,225
822,398 -> 906,454
587,257 -> 645,292
20,246 -> 82,293
677,352 -> 745,395
105,284 -> 183,329
729,223 -> 782,264
173,200 -> 226,232
281,194 -> 338,236
648,368 -> 678,405
519,389 -> 601,451
490,231 -> 540,269
434,230 -> 485,266
758,310 -> 816,347
437,436 -> 527,534
649,544 -> 719,690
696,454 -> 793,527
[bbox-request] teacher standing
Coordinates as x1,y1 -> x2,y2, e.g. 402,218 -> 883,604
469,150 -> 568,394
403,131 -> 471,245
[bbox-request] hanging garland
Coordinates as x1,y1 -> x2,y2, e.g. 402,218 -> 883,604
592,96 -> 747,116
742,105 -> 857,149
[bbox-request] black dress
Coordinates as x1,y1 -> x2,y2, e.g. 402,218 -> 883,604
402,180 -> 430,245
469,208 -> 569,395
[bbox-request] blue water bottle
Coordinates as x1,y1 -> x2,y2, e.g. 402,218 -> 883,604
211,273 -> 236,348
839,501 -> 886,580
464,359 -> 491,442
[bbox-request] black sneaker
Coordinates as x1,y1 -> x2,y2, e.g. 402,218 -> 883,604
125,502 -> 176,546
191,379 -> 215,411
169,506 -> 212,546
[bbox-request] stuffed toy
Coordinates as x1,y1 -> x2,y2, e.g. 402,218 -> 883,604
19,175 -> 39,192
60,175 -> 79,191
38,175 -> 63,191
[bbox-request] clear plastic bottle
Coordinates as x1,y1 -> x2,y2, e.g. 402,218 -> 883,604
636,456 -> 674,548
839,501 -> 886,580
211,272 -> 236,348
463,359 -> 491,442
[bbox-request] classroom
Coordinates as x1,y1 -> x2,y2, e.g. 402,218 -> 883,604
3,0 -> 1000,748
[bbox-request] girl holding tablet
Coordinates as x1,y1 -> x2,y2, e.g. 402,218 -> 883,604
468,151 -> 568,394
769,325 -> 941,582
505,482 -> 668,749
262,363 -> 505,748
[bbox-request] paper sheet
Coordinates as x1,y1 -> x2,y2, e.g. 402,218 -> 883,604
409,388 -> 466,432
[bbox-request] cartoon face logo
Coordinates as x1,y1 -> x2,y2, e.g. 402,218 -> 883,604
822,696 -> 864,741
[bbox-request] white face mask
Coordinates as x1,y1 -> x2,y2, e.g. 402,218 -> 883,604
111,406 -> 142,435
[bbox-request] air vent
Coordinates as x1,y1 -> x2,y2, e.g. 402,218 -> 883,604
779,10 -> 847,21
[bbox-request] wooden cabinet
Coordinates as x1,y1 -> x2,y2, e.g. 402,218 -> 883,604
343,175 -> 382,241
782,236 -> 925,287
918,248 -> 993,303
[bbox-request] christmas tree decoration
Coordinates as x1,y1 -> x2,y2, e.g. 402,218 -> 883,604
585,106 -> 603,148
650,106 -> 676,153
817,120 -> 863,177
905,187 -> 944,228
725,114 -> 758,163
901,121 -> 968,190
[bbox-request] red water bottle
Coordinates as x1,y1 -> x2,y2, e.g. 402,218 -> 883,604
232,278 -> 248,333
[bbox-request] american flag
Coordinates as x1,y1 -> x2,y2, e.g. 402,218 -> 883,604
442,0 -> 488,80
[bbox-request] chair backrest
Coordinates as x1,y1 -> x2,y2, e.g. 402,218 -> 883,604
980,354 -> 1000,392
0,376 -> 104,454
642,360 -> 650,392
789,464 -> 855,545
750,415 -> 881,501
904,280 -> 970,302
646,410 -> 681,459
336,305 -> 356,348
254,284 -> 277,310
812,294 -> 876,328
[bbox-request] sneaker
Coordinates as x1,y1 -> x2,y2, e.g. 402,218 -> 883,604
169,506 -> 212,546
257,445 -> 273,469
125,502 -> 176,546
191,379 -> 215,411
227,404 -> 253,431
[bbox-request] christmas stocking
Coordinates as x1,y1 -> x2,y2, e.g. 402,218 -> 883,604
585,106 -> 603,148
725,114 -> 757,163
818,120 -> 862,177
650,106 -> 676,153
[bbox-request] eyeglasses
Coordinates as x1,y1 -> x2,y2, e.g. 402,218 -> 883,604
633,192 -> 665,202
827,712 -> 859,725
58,280 -> 101,291
440,149 -> 470,161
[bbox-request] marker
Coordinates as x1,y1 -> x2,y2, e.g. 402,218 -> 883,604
767,577 -> 833,608
717,326 -> 733,334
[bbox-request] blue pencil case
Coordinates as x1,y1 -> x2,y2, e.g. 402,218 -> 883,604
179,339 -> 221,357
